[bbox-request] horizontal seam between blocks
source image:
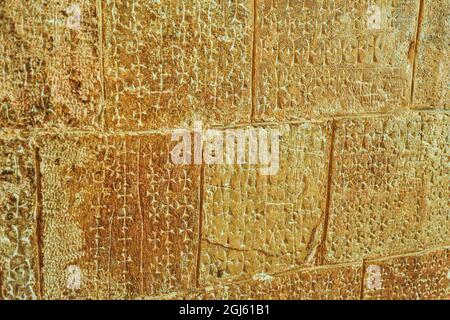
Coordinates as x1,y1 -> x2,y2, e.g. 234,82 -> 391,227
0,109 -> 448,139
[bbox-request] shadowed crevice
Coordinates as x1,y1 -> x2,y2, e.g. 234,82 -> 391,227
410,0 -> 426,103
96,0 -> 107,130
33,146 -> 44,299
317,120 -> 337,265
195,160 -> 206,288
359,259 -> 366,300
250,0 -> 258,124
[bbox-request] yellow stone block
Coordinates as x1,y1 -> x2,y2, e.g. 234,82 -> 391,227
37,133 -> 201,299
413,0 -> 450,108
254,0 -> 418,122
200,122 -> 332,285
0,135 -> 38,299
363,248 -> 449,300
104,0 -> 253,130
0,1 -> 102,128
325,112 -> 449,263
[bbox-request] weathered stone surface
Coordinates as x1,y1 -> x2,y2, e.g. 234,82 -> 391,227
363,247 -> 449,300
325,112 -> 450,264
0,1 -> 102,128
254,0 -> 418,122
152,262 -> 362,300
413,0 -> 450,108
199,122 -> 332,285
0,135 -> 38,299
104,0 -> 252,130
0,0 -> 448,301
38,133 -> 200,299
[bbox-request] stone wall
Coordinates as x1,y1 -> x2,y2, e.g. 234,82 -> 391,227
0,0 -> 448,300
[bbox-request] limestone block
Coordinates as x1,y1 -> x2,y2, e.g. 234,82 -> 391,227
325,112 -> 450,263
199,122 -> 332,285
363,248 -> 449,300
254,0 -> 418,122
154,263 -> 362,300
0,0 -> 448,302
413,0 -> 450,108
37,133 -> 200,299
215,263 -> 363,300
0,135 -> 38,299
0,1 -> 102,128
104,0 -> 253,130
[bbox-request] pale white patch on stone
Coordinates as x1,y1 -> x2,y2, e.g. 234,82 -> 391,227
66,4 -> 82,30
367,4 -> 382,30
252,273 -> 273,282
66,265 -> 82,290
366,265 -> 382,290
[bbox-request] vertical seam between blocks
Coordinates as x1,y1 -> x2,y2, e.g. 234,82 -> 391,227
250,0 -> 257,124
359,260 -> 366,300
0,266 -> 3,300
195,161 -> 206,288
97,0 -> 107,130
410,0 -> 425,103
137,138 -> 144,295
318,120 -> 337,265
34,146 -> 44,299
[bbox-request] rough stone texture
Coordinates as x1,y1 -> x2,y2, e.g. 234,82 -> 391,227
0,0 -> 449,301
37,133 -> 200,299
363,248 -> 450,300
0,135 -> 38,299
104,0 -> 252,130
254,0 -> 417,122
200,122 -> 332,285
0,0 -> 102,129
152,263 -> 362,300
413,0 -> 450,109
325,112 -> 449,264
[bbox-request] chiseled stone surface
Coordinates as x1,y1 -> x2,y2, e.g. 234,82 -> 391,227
200,122 -> 332,285
152,262 -> 363,300
104,0 -> 252,130
210,262 -> 363,300
413,0 -> 450,108
37,133 -> 200,299
0,135 -> 38,299
0,0 -> 448,301
363,248 -> 450,300
254,0 -> 418,122
0,1 -> 102,129
325,112 -> 450,264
